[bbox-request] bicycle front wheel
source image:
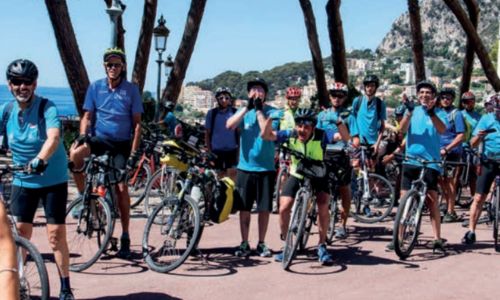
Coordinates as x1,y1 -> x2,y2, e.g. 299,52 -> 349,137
65,195 -> 115,272
282,190 -> 308,270
144,168 -> 182,216
351,173 -> 395,223
143,195 -> 201,273
326,194 -> 339,245
393,190 -> 422,260
128,163 -> 152,208
273,166 -> 288,213
299,201 -> 316,251
494,185 -> 499,252
15,235 -> 50,300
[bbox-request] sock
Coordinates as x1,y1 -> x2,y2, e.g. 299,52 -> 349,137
60,277 -> 71,292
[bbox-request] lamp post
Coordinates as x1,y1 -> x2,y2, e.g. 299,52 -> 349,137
153,15 -> 170,122
106,0 -> 124,47
164,54 -> 174,81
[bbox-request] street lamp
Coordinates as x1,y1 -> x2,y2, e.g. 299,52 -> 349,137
164,54 -> 174,77
153,15 -> 170,122
106,0 -> 124,47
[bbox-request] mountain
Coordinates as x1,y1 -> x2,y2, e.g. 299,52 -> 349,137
377,0 -> 499,59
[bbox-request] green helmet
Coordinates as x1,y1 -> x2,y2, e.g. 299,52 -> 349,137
103,47 -> 126,63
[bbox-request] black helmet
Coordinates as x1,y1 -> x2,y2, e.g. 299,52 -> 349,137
363,75 -> 380,88
6,59 -> 38,81
294,108 -> 317,126
439,87 -> 456,99
164,101 -> 175,111
247,77 -> 268,93
103,47 -> 126,63
416,80 -> 437,94
215,87 -> 232,98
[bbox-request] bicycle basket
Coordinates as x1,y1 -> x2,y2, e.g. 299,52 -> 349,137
296,160 -> 326,179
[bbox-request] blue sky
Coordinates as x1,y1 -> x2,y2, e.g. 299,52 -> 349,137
0,0 -> 406,92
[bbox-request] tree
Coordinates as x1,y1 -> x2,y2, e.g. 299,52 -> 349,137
460,0 -> 479,95
326,0 -> 348,83
407,0 -> 425,82
298,0 -> 329,108
162,0 -> 208,103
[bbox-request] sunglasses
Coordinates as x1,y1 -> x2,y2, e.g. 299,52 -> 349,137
440,95 -> 453,100
217,96 -> 231,101
10,78 -> 34,86
105,62 -> 123,69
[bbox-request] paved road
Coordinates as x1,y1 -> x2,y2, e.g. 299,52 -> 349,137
29,199 -> 500,300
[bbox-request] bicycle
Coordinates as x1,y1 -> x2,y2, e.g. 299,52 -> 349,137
64,153 -> 126,272
454,145 -> 477,209
0,163 -> 50,300
272,149 -> 290,214
280,146 -> 327,270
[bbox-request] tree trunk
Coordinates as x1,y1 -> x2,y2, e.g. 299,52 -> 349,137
162,0 -> 207,103
104,0 -> 126,50
460,0 -> 479,95
444,0 -> 500,92
45,0 -> 89,117
407,0 -> 426,83
131,0 -> 158,93
298,0 -> 329,108
326,0 -> 348,84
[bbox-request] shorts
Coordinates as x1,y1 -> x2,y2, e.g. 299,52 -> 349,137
10,182 -> 68,224
401,164 -> 440,192
476,160 -> 499,195
442,152 -> 462,178
88,137 -> 132,182
281,175 -> 329,198
325,154 -> 352,186
212,149 -> 238,171
234,170 -> 275,212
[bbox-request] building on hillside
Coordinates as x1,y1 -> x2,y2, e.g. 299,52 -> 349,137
400,63 -> 432,84
178,86 -> 215,113
347,59 -> 374,76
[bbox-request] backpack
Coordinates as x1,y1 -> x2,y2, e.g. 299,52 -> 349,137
448,108 -> 470,138
0,98 -> 49,151
208,107 -> 239,146
209,177 -> 235,223
352,96 -> 383,122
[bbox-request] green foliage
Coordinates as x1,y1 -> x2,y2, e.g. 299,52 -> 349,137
491,41 -> 499,69
347,49 -> 375,60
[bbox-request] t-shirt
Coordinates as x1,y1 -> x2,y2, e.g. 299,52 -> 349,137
83,78 -> 143,141
0,96 -> 68,188
473,113 -> 500,160
237,105 -> 279,172
439,107 -> 465,154
461,109 -> 481,146
317,107 -> 359,138
205,107 -> 238,151
405,106 -> 447,172
163,111 -> 177,135
352,95 -> 387,145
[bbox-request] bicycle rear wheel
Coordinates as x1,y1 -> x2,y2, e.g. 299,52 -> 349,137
326,194 -> 339,245
128,163 -> 151,208
15,235 -> 50,300
65,195 -> 115,272
144,168 -> 182,216
351,173 -> 395,223
455,185 -> 473,209
273,167 -> 288,213
393,190 -> 422,260
494,185 -> 499,252
143,195 -> 201,273
282,190 -> 308,270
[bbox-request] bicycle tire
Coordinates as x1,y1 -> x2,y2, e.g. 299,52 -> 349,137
455,185 -> 473,209
393,190 -> 422,260
282,190 -> 308,270
351,173 -> 395,223
143,195 -> 201,273
273,167 -> 288,213
128,163 -> 152,208
494,185 -> 499,252
15,235 -> 50,300
144,168 -> 182,216
299,201 -> 316,251
65,196 -> 115,272
326,194 -> 339,245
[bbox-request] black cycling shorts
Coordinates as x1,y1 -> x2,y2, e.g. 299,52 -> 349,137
401,164 -> 440,192
88,137 -> 132,182
234,170 -> 275,212
476,160 -> 499,195
10,182 -> 68,224
281,175 -> 329,198
212,149 -> 238,171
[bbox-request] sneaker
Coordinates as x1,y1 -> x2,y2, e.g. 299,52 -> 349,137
432,238 -> 446,253
443,212 -> 460,223
274,251 -> 284,262
256,242 -> 272,257
335,227 -> 347,239
234,241 -> 251,257
117,237 -> 132,259
317,244 -> 333,265
59,289 -> 75,300
462,231 -> 476,245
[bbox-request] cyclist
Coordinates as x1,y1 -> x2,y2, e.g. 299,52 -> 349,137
158,100 -> 178,136
262,108 -> 349,265
69,48 -> 143,259
462,97 -> 500,244
317,82 -> 358,239
388,80 -> 447,251
280,86 -> 302,130
484,94 -> 497,113
226,78 -> 278,257
205,87 -> 238,179
1,59 -> 74,299
0,201 -> 18,300
437,87 -> 465,223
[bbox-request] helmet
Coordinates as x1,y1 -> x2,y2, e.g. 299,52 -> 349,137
6,59 -> 38,81
246,77 -> 268,93
286,86 -> 302,99
461,91 -> 476,101
439,87 -> 456,99
328,82 -> 348,95
416,80 -> 437,94
215,87 -> 232,98
294,108 -> 317,126
394,105 -> 406,116
164,101 -> 175,111
363,75 -> 380,88
103,47 -> 126,63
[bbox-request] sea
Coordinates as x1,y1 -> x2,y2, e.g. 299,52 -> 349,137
0,84 -> 77,117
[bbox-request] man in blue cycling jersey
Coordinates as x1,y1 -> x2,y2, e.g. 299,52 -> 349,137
462,96 -> 500,244
1,59 -> 74,299
69,48 -> 143,259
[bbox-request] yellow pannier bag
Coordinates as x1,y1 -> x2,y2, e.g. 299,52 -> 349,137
209,177 -> 235,224
159,140 -> 191,172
